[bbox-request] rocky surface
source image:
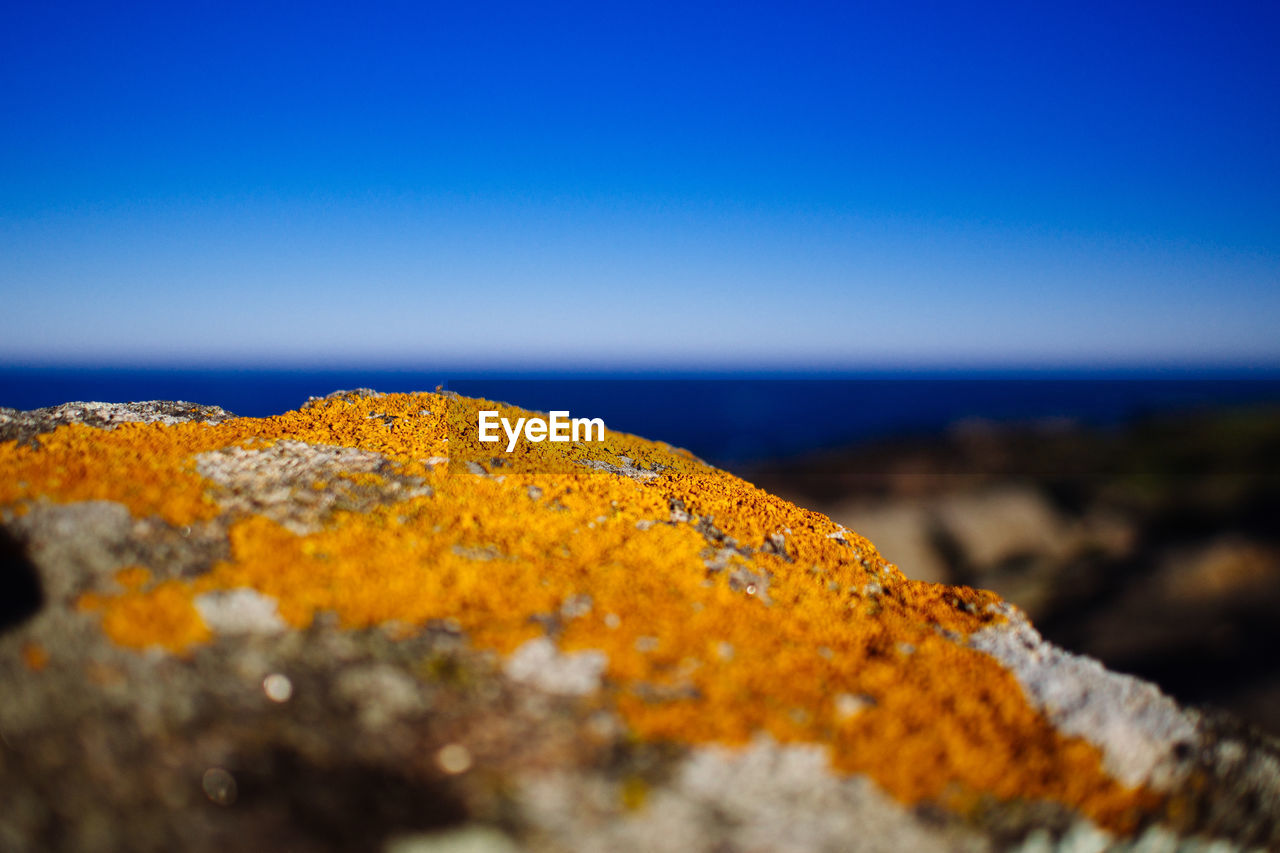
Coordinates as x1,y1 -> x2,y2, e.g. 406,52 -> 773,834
0,400 -> 236,445
2,392 -> 1278,852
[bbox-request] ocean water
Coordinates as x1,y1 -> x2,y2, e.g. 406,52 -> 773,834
3,367 -> 1280,466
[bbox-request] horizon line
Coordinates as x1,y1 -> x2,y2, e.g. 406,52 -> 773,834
4,359 -> 1280,380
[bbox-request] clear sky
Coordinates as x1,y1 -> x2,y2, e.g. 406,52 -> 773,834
2,1 -> 1278,369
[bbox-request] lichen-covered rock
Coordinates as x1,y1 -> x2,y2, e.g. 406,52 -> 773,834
1,391 -> 1277,852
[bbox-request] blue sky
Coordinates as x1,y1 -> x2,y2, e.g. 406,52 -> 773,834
2,1 -> 1278,368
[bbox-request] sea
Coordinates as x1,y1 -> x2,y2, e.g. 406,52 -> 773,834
3,366 -> 1280,467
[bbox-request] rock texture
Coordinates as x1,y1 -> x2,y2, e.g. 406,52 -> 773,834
1,391 -> 1278,852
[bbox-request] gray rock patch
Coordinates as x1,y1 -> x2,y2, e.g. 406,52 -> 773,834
576,456 -> 660,481
193,588 -> 288,635
504,637 -> 608,697
518,737 -> 989,853
196,440 -> 431,533
1012,822 -> 1255,853
334,663 -> 428,729
385,827 -> 520,853
970,605 -> 1196,790
0,400 -> 234,446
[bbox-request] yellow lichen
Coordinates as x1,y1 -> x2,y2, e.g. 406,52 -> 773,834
114,566 -> 151,591
22,642 -> 49,672
0,392 -> 1158,829
78,580 -> 212,653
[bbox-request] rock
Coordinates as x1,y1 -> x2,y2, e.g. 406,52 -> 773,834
0,400 -> 235,446
193,588 -> 289,635
1161,540 -> 1280,605
969,606 -> 1196,791
829,493 -> 1139,616
826,501 -> 950,584
2,392 -> 1279,852
503,637 -> 608,696
934,487 -> 1073,570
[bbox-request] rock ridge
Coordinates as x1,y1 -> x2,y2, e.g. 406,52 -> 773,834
1,392 -> 1277,852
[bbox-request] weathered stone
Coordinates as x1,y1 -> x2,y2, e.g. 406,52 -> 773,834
2,393 -> 1278,852
0,400 -> 234,446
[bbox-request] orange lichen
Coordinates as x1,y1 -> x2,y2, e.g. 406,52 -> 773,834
115,566 -> 152,591
78,581 -> 212,653
22,642 -> 49,671
0,392 -> 1158,829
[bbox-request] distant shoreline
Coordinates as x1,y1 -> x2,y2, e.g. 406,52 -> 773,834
4,367 -> 1280,467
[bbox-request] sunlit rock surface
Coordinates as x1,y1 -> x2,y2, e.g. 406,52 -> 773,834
1,391 -> 1277,852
